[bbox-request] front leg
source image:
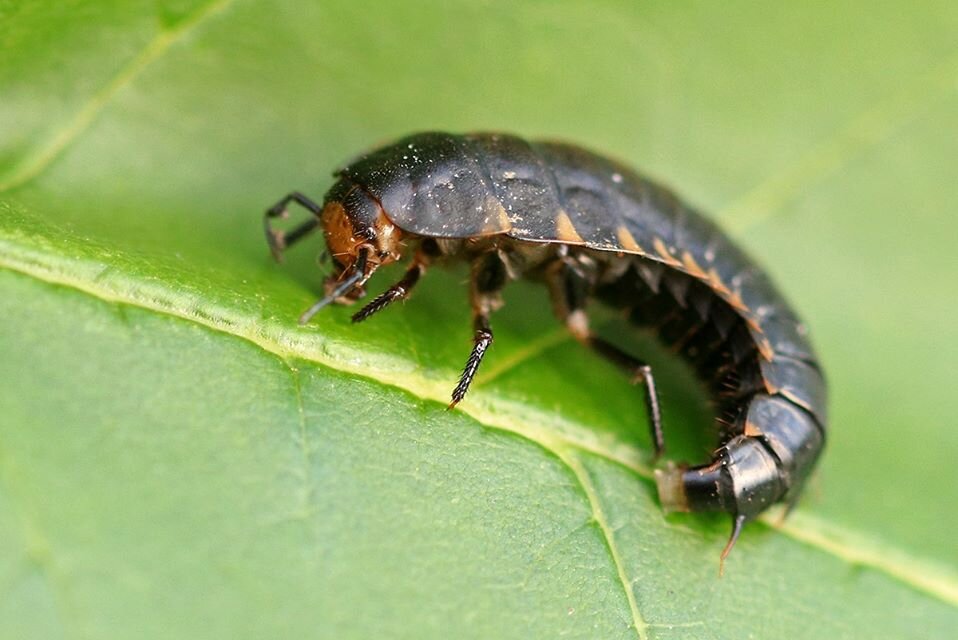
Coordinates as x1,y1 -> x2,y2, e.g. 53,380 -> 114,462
449,252 -> 508,408
263,191 -> 323,262
351,251 -> 430,324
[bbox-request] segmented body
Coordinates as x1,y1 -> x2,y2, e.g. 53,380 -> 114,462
265,131 -> 827,557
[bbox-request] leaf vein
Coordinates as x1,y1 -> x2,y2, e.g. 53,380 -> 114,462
0,442 -> 80,636
556,447 -> 648,639
0,0 -> 238,193
473,327 -> 571,388
720,51 -> 958,233
285,361 -> 317,520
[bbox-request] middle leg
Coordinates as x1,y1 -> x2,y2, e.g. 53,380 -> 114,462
448,251 -> 509,408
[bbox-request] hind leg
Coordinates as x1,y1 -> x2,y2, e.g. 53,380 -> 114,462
546,260 -> 665,458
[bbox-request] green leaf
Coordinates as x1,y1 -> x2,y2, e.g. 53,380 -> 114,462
2,2 -> 956,638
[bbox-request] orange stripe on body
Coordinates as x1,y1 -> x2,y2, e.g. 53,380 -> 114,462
652,237 -> 682,267
616,226 -> 643,252
555,210 -> 585,243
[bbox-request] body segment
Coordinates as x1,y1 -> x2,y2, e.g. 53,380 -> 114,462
263,131 -> 827,564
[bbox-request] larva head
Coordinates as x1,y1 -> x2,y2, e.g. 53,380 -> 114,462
320,178 -> 404,300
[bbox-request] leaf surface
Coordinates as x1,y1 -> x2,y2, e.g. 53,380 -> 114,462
1,2 -> 956,638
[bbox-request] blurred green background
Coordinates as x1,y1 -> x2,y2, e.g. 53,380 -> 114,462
1,1 -> 956,638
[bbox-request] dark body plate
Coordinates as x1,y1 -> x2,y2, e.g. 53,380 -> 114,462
342,132 -> 821,370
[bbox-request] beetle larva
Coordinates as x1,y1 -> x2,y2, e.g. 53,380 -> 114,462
263,132 -> 826,566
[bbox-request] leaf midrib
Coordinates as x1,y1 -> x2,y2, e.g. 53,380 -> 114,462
1,230 -> 956,612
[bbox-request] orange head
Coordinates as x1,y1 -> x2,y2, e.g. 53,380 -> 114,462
312,180 -> 404,309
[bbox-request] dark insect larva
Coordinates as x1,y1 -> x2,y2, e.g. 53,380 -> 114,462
263,132 -> 826,568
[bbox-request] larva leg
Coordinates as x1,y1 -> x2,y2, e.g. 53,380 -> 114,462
352,253 -> 429,323
449,252 -> 507,408
546,260 -> 665,458
590,337 -> 665,458
264,191 -> 323,261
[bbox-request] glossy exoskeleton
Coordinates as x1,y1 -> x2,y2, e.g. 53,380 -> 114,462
263,132 -> 826,568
